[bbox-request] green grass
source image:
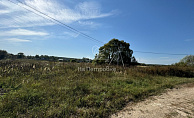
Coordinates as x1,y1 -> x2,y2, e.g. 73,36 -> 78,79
0,59 -> 194,117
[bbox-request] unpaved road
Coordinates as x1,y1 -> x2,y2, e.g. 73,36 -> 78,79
111,84 -> 194,118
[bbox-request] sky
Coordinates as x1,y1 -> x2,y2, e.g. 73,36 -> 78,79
0,0 -> 193,65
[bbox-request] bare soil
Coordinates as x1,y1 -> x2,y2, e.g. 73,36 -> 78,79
111,83 -> 194,118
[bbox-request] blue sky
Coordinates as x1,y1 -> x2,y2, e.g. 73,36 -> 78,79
0,0 -> 193,64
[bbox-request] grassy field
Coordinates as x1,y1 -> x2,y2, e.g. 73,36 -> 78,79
0,59 -> 194,117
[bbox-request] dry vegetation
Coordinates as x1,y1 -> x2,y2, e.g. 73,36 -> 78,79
0,59 -> 193,117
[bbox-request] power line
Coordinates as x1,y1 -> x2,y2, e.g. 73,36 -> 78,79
5,0 -> 192,56
4,0 -> 60,27
134,51 -> 191,55
7,0 -> 104,44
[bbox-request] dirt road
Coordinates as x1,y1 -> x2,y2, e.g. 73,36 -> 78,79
111,84 -> 194,118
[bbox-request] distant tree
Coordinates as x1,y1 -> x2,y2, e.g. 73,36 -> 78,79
35,55 -> 40,59
26,55 -> 33,59
41,55 -> 49,60
82,57 -> 86,62
70,59 -> 76,63
82,57 -> 90,63
7,54 -> 15,59
17,52 -> 25,59
0,50 -> 8,60
94,39 -> 133,65
50,56 -> 57,61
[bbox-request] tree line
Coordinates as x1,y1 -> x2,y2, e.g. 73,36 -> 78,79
3,38 -> 191,66
0,39 -> 139,65
0,50 -> 92,63
0,50 -> 59,61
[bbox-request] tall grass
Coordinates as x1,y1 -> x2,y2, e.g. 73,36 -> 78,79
0,59 -> 193,117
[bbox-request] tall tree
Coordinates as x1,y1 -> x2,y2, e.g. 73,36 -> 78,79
94,39 -> 133,65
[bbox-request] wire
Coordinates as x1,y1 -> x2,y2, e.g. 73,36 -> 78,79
7,0 -> 104,44
5,0 -> 193,56
134,51 -> 191,55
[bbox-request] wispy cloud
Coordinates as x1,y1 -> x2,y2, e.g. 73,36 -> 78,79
63,31 -> 80,38
78,21 -> 95,26
4,38 -> 31,42
0,29 -> 48,36
0,9 -> 10,14
0,0 -> 115,28
184,39 -> 194,42
160,57 -> 169,59
77,20 -> 100,28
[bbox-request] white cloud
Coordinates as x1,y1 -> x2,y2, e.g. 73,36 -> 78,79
4,38 -> 31,42
0,29 -> 48,36
77,21 -> 100,29
0,10 -> 10,14
63,31 -> 80,38
78,21 -> 95,26
0,0 -> 115,28
75,1 -> 113,19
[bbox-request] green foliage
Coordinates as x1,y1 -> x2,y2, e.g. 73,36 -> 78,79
35,55 -> 40,59
175,55 -> 194,67
92,59 -> 105,65
134,66 -> 194,78
0,50 -> 7,60
70,59 -> 76,63
0,60 -> 193,117
95,39 -> 133,65
0,50 -> 88,62
17,53 -> 25,59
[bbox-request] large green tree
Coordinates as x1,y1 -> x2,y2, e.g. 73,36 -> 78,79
94,39 -> 133,65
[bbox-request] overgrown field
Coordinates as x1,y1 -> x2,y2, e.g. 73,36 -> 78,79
0,59 -> 194,117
